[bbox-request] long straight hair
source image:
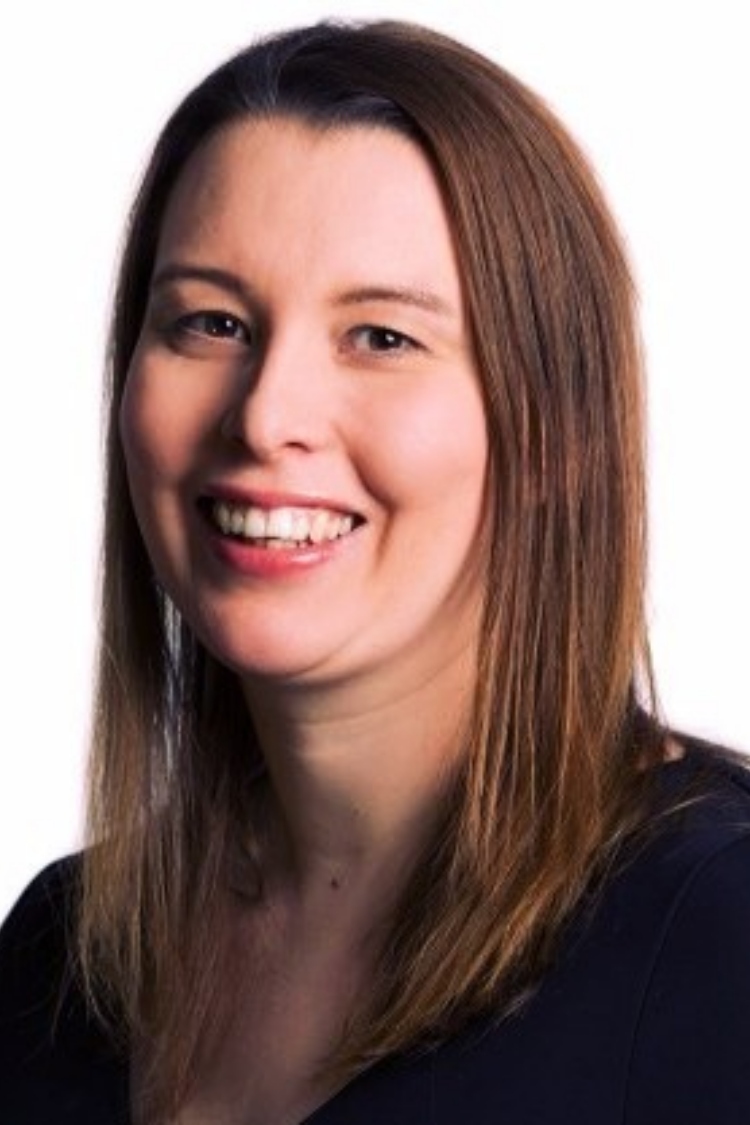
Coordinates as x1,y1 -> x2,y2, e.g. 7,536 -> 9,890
80,20 -> 663,1118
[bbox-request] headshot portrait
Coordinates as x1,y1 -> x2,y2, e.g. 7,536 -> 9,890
1,3 -> 748,1123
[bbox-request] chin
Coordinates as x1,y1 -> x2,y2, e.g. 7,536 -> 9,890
191,615 -> 344,686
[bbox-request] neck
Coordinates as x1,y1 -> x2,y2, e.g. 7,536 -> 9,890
241,644 -> 476,910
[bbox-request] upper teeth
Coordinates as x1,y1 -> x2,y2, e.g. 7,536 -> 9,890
212,502 -> 355,544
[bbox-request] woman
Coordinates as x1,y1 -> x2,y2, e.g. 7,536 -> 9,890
1,20 -> 749,1125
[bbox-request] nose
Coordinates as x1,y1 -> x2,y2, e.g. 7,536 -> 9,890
220,332 -> 334,461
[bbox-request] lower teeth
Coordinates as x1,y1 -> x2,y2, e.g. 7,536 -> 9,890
224,532 -> 313,549
217,523 -> 350,548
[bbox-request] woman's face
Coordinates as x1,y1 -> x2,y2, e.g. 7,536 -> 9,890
121,118 -> 488,695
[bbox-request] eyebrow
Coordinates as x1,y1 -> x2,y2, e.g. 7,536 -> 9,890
150,265 -> 457,321
332,285 -> 457,319
150,264 -> 252,301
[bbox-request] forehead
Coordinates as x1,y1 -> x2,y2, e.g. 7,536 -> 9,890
155,117 -> 465,306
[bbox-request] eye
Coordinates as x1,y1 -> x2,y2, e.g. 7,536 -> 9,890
346,325 -> 422,355
173,310 -> 252,344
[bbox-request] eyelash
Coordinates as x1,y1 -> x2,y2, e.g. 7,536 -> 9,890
345,325 -> 422,356
170,310 -> 252,344
160,310 -> 422,359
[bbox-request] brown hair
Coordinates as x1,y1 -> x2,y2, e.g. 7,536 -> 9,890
80,19 -> 663,1117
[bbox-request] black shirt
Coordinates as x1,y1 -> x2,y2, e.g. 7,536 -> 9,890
2,748 -> 750,1123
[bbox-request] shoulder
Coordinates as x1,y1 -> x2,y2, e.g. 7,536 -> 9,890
568,744 -> 750,961
606,743 -> 750,916
0,855 -> 80,1018
635,742 -> 750,972
0,856 -> 127,1124
0,855 -> 82,1068
1,854 -> 80,939
621,748 -> 750,1123
420,747 -> 750,1125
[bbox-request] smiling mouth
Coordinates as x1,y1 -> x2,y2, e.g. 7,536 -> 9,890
202,499 -> 363,550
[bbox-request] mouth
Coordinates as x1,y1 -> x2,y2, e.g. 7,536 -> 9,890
199,498 -> 364,550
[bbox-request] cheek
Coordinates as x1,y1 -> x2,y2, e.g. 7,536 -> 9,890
119,376 -> 150,478
119,369 -> 195,591
120,363 -> 165,480
119,362 -> 198,486
117,365 -> 196,581
359,379 -> 488,512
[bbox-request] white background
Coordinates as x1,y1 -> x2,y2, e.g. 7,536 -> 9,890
1,0 -> 747,920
